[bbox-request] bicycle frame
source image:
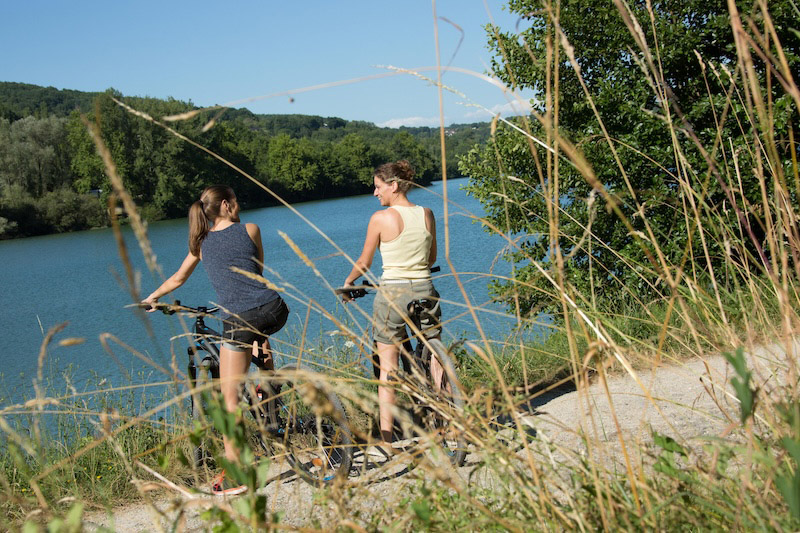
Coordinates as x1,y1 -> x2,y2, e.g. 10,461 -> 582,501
184,307 -> 221,416
183,308 -> 267,408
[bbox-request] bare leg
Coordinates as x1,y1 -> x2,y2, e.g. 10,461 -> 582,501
258,337 -> 275,371
219,345 -> 251,463
375,341 -> 399,443
428,337 -> 449,393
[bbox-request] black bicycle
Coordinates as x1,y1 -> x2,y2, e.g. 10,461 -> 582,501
152,301 -> 354,486
336,279 -> 468,467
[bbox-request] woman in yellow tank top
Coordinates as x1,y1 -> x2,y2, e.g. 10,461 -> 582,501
343,160 -> 444,452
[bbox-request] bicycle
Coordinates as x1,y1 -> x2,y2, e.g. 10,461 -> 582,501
150,301 -> 354,486
336,277 -> 468,467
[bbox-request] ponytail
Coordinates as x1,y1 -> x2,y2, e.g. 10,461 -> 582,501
188,185 -> 236,256
188,200 -> 210,256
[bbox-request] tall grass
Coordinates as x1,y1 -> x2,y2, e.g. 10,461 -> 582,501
3,0 -> 800,530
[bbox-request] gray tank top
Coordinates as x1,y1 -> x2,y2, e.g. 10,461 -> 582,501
201,223 -> 278,317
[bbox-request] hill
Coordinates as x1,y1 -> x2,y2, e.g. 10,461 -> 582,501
0,82 -> 491,239
0,82 -> 98,121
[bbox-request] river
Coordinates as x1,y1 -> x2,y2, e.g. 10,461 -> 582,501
0,178 -> 525,406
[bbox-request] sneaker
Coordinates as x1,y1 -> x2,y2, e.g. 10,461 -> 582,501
211,471 -> 248,496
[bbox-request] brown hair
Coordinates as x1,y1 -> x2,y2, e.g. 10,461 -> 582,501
188,185 -> 236,256
374,160 -> 415,194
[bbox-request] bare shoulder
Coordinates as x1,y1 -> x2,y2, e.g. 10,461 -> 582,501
370,209 -> 392,224
245,222 -> 261,242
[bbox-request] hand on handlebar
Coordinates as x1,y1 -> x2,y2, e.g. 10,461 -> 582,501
137,299 -> 179,314
339,279 -> 357,303
141,295 -> 160,313
338,279 -> 372,302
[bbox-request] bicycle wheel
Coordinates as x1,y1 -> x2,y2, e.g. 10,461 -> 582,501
189,355 -> 220,469
190,362 -> 271,468
419,339 -> 467,467
266,365 -> 354,486
242,383 -> 274,460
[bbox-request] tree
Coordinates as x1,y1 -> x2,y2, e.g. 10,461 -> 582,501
330,133 -> 373,190
265,134 -> 322,197
460,0 -> 800,320
389,131 -> 436,183
0,116 -> 73,197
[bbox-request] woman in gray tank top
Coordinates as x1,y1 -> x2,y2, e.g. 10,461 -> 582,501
143,185 -> 288,495
342,160 -> 443,454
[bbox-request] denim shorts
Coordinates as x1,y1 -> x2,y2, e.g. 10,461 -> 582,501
372,279 -> 441,345
222,297 -> 289,351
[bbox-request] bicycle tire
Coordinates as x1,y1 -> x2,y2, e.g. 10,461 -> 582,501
190,398 -> 271,470
243,383 -> 275,460
266,365 -> 354,486
189,359 -> 219,469
189,365 -> 272,469
419,339 -> 468,467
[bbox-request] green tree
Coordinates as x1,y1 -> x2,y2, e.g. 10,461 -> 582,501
0,116 -> 72,198
330,133 -> 373,189
389,131 -> 436,183
265,134 -> 322,196
460,0 -> 800,319
66,112 -> 107,195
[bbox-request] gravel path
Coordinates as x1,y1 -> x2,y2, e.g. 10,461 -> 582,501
83,340 -> 796,531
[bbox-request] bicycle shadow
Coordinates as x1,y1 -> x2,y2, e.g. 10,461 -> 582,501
261,447 -> 421,488
484,370 -> 581,441
350,446 -> 422,483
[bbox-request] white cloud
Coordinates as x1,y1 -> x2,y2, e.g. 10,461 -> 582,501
464,99 -> 535,120
377,116 -> 443,128
378,98 -> 535,128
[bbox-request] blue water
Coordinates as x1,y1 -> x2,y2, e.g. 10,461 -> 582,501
0,179 -> 523,405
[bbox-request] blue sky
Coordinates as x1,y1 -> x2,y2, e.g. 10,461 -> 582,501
2,1 -> 533,127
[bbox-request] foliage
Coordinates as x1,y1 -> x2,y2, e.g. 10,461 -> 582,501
460,0 -> 800,320
0,185 -> 105,239
0,83 -> 491,238
0,116 -> 73,198
0,82 -> 97,118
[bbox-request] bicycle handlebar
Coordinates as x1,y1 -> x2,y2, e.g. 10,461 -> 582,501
335,281 -> 374,300
138,300 -> 220,315
336,266 -> 441,300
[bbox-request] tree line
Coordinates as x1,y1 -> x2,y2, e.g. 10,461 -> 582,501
0,83 -> 490,239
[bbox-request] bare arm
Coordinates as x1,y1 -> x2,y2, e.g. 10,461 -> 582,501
142,252 -> 200,310
245,223 -> 264,274
344,211 -> 383,287
425,207 -> 437,267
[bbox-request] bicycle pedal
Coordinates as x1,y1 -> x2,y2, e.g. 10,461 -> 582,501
265,424 -> 287,436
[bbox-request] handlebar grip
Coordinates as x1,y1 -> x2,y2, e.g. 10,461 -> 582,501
336,280 -> 373,299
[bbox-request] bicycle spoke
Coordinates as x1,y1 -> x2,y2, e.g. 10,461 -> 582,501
266,366 -> 354,486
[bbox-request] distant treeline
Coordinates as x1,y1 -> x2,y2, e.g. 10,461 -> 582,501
0,82 -> 490,239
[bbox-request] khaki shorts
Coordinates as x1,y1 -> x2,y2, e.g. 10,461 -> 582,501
372,279 -> 441,345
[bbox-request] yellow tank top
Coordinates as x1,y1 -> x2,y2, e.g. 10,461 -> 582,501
380,205 -> 432,279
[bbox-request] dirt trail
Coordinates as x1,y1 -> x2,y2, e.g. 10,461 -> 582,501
83,341 -> 795,531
